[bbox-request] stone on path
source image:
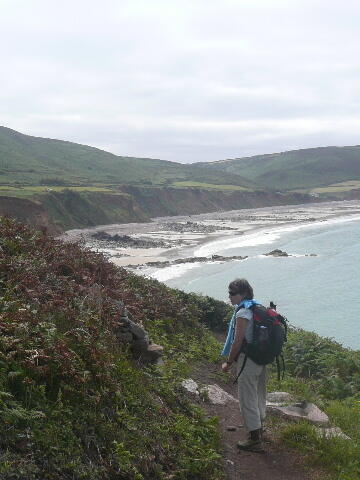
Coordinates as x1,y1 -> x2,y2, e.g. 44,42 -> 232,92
201,384 -> 239,405
267,399 -> 329,425
181,379 -> 239,405
181,378 -> 200,395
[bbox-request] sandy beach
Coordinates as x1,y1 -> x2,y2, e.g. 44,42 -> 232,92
59,200 -> 360,271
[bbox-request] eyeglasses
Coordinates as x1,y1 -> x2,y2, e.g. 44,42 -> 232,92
228,291 -> 238,296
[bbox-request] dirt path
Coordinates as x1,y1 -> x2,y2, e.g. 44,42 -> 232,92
191,362 -> 324,480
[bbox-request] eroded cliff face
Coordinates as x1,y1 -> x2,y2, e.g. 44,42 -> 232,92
0,187 -> 322,234
0,196 -> 61,235
121,185 -> 320,216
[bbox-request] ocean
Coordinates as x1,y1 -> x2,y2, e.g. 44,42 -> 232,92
149,214 -> 360,350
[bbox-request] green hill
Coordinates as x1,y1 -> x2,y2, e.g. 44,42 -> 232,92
3,126 -> 360,193
0,126 -> 254,189
198,146 -> 360,191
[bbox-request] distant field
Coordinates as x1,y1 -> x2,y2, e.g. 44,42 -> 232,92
311,180 -> 360,193
293,180 -> 360,196
0,182 -> 254,199
199,146 -> 360,191
172,181 -> 252,191
0,186 -> 116,198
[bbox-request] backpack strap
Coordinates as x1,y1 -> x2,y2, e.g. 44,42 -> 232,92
275,355 -> 281,381
275,354 -> 286,381
281,353 -> 285,380
233,354 -> 248,384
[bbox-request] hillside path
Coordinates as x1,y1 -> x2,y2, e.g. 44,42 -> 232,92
191,361 -> 325,480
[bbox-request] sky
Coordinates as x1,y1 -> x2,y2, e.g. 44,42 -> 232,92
1,0 -> 360,163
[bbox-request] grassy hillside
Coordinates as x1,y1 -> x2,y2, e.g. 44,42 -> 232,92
1,217 -> 360,479
3,126 -> 360,195
0,126 -> 254,189
0,216 -> 233,479
198,146 -> 360,191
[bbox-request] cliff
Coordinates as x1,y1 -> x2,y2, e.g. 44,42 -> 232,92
0,186 -> 320,233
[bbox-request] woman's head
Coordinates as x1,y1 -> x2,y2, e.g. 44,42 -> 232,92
228,278 -> 253,305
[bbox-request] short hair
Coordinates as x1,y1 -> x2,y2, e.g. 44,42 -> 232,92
228,278 -> 254,300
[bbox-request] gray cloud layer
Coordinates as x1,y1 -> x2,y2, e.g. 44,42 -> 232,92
1,0 -> 360,162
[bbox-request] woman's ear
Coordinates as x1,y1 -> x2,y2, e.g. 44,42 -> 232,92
237,295 -> 244,303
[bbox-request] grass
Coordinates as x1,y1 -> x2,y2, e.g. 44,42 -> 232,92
310,180 -> 360,194
292,180 -> 360,196
172,181 -> 252,191
0,182 -> 252,199
280,417 -> 360,480
199,146 -> 360,191
0,126 -> 254,189
0,185 -> 118,198
266,326 -> 360,480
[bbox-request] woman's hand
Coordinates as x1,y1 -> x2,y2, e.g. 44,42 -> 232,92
221,362 -> 232,372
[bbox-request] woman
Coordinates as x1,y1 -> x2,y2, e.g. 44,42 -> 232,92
221,278 -> 266,453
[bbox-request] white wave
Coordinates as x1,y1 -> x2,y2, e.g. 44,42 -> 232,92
194,229 -> 280,256
194,213 -> 360,257
146,262 -> 203,282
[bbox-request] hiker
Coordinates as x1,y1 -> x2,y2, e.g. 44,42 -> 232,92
221,278 -> 266,453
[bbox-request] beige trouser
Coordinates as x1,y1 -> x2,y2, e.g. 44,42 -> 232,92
236,353 -> 267,432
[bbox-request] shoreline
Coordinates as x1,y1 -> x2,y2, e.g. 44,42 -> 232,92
59,199 -> 360,271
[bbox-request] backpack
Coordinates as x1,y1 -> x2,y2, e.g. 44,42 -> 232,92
233,303 -> 288,383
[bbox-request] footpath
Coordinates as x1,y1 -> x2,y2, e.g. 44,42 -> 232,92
190,361 -> 325,480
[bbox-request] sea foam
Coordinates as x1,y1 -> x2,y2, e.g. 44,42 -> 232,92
194,213 -> 360,257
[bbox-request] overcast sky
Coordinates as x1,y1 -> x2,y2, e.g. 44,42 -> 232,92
1,0 -> 360,163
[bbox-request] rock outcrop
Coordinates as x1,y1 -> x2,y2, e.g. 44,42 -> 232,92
266,391 -> 329,425
92,231 -> 171,248
113,301 -> 163,364
266,391 -> 351,439
267,400 -> 329,425
264,249 -> 290,257
138,254 -> 248,269
161,221 -> 237,233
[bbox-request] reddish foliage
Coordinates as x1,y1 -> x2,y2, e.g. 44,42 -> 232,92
0,217 -> 200,401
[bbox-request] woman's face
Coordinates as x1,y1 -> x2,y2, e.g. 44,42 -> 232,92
228,288 -> 242,305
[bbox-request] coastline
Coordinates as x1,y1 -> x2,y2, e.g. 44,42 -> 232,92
59,199 -> 360,273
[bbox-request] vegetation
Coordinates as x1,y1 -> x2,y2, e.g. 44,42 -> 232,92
267,328 -> 360,480
2,126 -> 360,195
0,126 -> 253,189
0,186 -> 115,198
198,146 -> 360,191
0,217 -> 227,480
1,215 -> 360,479
172,181 -> 251,191
309,180 -> 360,196
1,126 -> 337,234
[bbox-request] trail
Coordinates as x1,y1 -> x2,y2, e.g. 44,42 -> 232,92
191,361 -> 325,480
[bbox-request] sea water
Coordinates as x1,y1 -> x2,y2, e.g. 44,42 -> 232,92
151,215 -> 360,350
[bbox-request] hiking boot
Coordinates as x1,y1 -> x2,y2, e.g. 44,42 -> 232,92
237,429 -> 265,453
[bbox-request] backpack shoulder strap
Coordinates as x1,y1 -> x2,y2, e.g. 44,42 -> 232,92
233,355 -> 248,384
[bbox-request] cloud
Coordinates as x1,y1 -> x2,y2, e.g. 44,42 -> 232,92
1,0 -> 360,162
